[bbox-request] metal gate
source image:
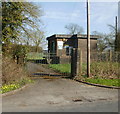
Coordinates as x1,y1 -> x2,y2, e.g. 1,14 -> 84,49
27,51 -> 71,78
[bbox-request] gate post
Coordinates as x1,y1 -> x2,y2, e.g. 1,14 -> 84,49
79,49 -> 82,76
71,48 -> 79,79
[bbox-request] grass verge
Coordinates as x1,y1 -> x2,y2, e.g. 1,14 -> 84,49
1,78 -> 34,94
84,78 -> 120,87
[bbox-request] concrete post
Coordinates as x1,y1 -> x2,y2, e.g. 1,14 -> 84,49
79,49 -> 82,76
71,48 -> 80,79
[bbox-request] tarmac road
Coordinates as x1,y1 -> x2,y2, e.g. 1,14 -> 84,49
2,77 -> 119,112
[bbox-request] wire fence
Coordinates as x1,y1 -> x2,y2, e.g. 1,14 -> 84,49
26,50 -> 120,79
79,50 -> 120,79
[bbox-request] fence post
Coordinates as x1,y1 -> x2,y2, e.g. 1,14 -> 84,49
71,48 -> 76,78
118,53 -> 120,79
76,49 -> 80,77
109,50 -> 112,62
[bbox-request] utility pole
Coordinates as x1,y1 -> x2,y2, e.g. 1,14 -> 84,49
87,0 -> 90,77
115,16 -> 118,51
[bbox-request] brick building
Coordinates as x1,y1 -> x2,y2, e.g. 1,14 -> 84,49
46,34 -> 99,63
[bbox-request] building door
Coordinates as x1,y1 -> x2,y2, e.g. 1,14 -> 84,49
51,41 -> 56,54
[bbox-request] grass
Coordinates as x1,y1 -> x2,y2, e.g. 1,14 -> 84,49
27,52 -> 45,60
0,78 -> 34,94
49,64 -> 71,74
48,63 -> 119,87
84,78 -> 120,87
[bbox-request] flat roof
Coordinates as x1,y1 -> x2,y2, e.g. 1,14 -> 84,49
47,34 -> 100,40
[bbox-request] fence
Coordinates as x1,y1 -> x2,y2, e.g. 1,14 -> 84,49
26,52 -> 71,77
75,49 -> 120,79
26,50 -> 120,79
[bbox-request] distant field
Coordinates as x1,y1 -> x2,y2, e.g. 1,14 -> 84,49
27,52 -> 45,60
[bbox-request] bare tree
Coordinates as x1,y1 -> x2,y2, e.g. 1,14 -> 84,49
65,23 -> 84,35
30,29 -> 45,52
92,31 -> 115,52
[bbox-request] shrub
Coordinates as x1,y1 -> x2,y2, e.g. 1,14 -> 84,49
12,44 -> 29,64
2,57 -> 28,84
90,62 -> 119,79
81,62 -> 119,79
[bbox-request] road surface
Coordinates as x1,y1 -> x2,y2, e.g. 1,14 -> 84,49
3,78 -> 118,112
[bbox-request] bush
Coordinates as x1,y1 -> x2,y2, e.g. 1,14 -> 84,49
90,62 -> 119,79
80,62 -> 119,79
12,44 -> 29,64
2,43 -> 29,64
2,57 -> 28,84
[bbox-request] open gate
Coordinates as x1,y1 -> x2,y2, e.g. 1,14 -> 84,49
27,51 -> 71,78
